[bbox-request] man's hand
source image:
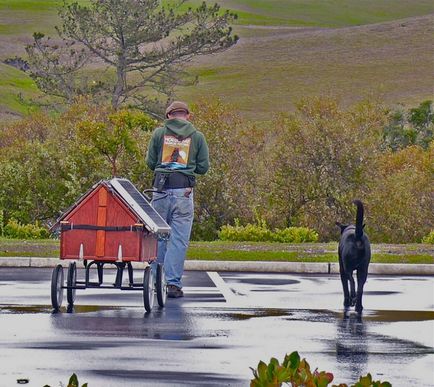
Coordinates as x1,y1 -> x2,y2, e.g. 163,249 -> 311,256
184,188 -> 192,197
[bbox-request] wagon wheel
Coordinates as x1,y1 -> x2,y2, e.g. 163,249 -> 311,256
143,266 -> 155,312
51,264 -> 64,310
156,264 -> 167,307
67,262 -> 77,306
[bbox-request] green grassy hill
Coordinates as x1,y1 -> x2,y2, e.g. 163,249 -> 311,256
0,0 -> 433,120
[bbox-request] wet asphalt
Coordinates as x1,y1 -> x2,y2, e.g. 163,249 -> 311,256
0,267 -> 433,387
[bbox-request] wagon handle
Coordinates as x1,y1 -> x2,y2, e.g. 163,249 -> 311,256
143,189 -> 168,202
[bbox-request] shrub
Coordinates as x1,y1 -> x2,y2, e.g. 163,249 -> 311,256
0,100 -> 154,226
191,215 -> 220,241
422,230 -> 434,244
383,100 -> 433,151
250,351 -> 391,387
0,209 -> 4,236
272,227 -> 319,243
191,99 -> 268,240
366,143 -> 433,243
3,219 -> 49,239
219,219 -> 318,243
266,97 -> 386,241
219,219 -> 272,242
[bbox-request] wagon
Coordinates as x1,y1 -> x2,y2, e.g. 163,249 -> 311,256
50,178 -> 170,312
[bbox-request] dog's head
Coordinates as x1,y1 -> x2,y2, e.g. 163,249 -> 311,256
335,222 -> 348,235
336,222 -> 366,235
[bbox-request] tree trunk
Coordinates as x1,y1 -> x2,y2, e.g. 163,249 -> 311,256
112,57 -> 126,109
111,158 -> 117,178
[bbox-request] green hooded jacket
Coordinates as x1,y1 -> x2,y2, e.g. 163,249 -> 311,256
146,118 -> 209,176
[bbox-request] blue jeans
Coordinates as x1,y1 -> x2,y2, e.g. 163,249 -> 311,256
151,188 -> 194,288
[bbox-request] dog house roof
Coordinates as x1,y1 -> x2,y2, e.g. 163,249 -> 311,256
54,178 -> 170,235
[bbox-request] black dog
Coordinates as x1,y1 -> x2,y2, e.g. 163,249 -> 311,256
336,200 -> 371,314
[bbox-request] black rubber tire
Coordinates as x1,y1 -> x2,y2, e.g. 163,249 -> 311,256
143,266 -> 154,312
156,264 -> 167,307
51,264 -> 64,310
66,262 -> 77,306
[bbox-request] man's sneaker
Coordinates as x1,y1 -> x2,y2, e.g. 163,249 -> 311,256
167,285 -> 184,298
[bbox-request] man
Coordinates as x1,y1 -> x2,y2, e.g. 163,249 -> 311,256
146,101 -> 209,298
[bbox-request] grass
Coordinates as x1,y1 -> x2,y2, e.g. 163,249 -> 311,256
0,0 -> 73,11
180,0 -> 434,27
0,238 -> 432,264
0,63 -> 41,115
0,237 -> 59,257
181,14 -> 434,119
0,0 -> 433,120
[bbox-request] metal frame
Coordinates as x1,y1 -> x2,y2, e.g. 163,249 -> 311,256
63,260 -> 145,291
52,260 -> 165,312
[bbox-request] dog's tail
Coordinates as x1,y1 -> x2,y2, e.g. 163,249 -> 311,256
353,200 -> 364,241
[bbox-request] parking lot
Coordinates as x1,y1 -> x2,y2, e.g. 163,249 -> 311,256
0,268 -> 433,386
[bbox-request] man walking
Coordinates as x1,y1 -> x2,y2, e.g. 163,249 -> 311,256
146,101 -> 209,298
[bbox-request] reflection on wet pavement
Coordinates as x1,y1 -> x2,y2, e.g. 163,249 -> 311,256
0,304 -> 121,314
0,268 -> 433,386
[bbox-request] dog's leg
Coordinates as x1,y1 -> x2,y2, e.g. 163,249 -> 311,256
355,268 -> 368,314
349,272 -> 356,306
339,264 -> 351,310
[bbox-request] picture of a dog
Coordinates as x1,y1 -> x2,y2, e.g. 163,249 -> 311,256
336,200 -> 371,314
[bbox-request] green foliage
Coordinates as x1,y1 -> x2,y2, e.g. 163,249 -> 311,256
0,209 -> 4,237
43,372 -> 88,387
191,99 -> 266,240
422,230 -> 434,244
383,100 -> 433,151
265,97 -> 386,240
0,141 -> 73,224
250,351 -> 334,387
219,219 -> 273,242
366,143 -> 433,243
250,351 -> 391,387
3,219 -> 49,239
0,96 -> 432,243
66,373 -> 88,387
219,219 -> 318,243
191,215 -> 220,241
77,109 -> 156,176
0,99 -> 154,227
350,373 -> 391,387
273,227 -> 319,243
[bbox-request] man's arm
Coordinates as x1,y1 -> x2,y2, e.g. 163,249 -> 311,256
195,133 -> 209,175
146,129 -> 160,171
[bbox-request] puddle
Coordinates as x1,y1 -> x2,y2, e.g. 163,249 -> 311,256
230,278 -> 300,286
222,308 -> 434,324
224,308 -> 293,320
0,304 -> 121,314
363,310 -> 434,322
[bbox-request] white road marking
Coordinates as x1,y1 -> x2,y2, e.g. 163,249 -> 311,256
182,286 -> 220,294
207,271 -> 238,304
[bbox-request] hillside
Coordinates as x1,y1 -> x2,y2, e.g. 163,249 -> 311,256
182,14 -> 434,119
0,0 -> 433,120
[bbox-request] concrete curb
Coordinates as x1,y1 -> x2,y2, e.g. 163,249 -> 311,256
185,260 -> 329,273
0,257 -> 433,275
328,262 -> 434,276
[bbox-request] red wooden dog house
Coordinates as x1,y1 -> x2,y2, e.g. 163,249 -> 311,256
56,178 -> 170,262
50,178 -> 170,313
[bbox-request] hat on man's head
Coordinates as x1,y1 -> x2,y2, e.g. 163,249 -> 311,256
166,101 -> 189,118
